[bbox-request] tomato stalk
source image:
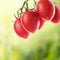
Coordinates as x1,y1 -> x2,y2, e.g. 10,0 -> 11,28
14,0 -> 37,18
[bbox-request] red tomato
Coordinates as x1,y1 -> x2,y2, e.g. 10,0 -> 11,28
14,18 -> 29,39
21,10 -> 39,33
51,5 -> 60,23
38,18 -> 45,29
37,0 -> 55,21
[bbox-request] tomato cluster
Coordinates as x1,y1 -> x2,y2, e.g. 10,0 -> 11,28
14,0 -> 60,39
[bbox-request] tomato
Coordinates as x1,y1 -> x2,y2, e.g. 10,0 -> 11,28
37,0 -> 55,21
21,10 -> 39,33
51,5 -> 60,23
38,18 -> 45,29
14,18 -> 29,39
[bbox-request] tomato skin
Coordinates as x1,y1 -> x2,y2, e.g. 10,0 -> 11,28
51,5 -> 60,23
14,18 -> 29,39
21,10 -> 39,33
37,0 -> 55,21
38,18 -> 45,29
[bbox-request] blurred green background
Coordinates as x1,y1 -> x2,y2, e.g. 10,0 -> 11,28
0,0 -> 60,60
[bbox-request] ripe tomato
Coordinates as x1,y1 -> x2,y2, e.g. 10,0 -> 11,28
21,10 -> 39,33
51,5 -> 60,23
14,18 -> 29,39
37,0 -> 55,21
38,18 -> 45,29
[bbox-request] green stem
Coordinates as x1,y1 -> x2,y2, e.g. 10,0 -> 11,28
14,14 -> 17,19
17,0 -> 29,17
21,0 -> 29,11
16,0 -> 36,18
